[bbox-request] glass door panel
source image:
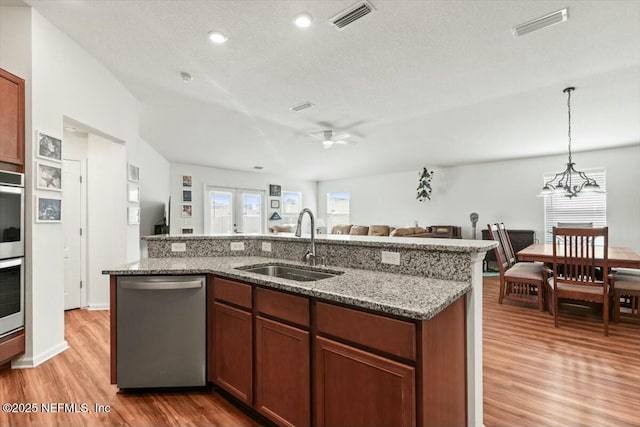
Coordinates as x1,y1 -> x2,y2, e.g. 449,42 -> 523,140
239,191 -> 262,234
210,190 -> 233,234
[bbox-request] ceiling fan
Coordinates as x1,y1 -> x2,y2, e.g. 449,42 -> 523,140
306,129 -> 358,149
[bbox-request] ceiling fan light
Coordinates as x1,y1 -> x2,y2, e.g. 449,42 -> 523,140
322,140 -> 333,149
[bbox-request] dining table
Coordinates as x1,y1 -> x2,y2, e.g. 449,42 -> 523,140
517,243 -> 640,269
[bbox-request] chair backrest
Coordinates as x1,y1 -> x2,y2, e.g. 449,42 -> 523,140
552,227 -> 608,288
557,222 -> 593,228
496,223 -> 516,267
487,223 -> 510,274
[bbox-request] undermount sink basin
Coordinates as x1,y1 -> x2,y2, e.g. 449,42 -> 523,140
237,264 -> 341,282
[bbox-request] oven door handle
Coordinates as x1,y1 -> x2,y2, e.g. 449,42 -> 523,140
0,257 -> 23,269
0,185 -> 23,194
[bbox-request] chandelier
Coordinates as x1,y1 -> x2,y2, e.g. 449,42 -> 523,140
539,87 -> 603,198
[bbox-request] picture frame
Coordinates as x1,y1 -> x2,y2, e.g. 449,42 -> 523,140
128,184 -> 140,203
182,228 -> 194,234
35,196 -> 62,223
127,207 -> 140,225
36,131 -> 62,162
269,184 -> 281,197
182,204 -> 192,218
127,163 -> 140,182
182,175 -> 192,187
270,199 -> 280,209
36,161 -> 62,191
183,190 -> 192,202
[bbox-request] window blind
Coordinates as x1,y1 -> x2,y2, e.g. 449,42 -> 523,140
543,168 -> 607,243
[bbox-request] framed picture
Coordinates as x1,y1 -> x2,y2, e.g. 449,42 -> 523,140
182,175 -> 192,187
127,163 -> 140,182
127,207 -> 140,225
269,184 -> 281,197
36,196 -> 62,223
270,199 -> 280,209
182,228 -> 194,234
183,190 -> 192,202
128,184 -> 140,203
182,204 -> 192,218
36,131 -> 62,162
36,162 -> 62,191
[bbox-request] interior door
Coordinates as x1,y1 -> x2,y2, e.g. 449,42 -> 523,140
63,159 -> 82,310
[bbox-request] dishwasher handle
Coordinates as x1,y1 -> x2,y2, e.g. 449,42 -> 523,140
119,279 -> 204,290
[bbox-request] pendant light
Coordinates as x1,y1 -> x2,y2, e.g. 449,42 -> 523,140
539,87 -> 603,198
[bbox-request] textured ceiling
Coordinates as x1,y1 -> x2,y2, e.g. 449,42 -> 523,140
26,0 -> 640,180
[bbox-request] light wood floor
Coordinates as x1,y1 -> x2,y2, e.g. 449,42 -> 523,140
0,277 -> 638,427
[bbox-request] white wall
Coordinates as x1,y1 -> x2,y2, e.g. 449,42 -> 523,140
318,144 -> 640,251
138,138 -> 170,238
168,163 -> 317,235
11,8 -> 148,367
0,4 -> 35,366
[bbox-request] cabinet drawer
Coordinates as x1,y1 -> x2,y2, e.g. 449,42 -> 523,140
214,278 -> 252,309
0,330 -> 25,365
256,287 -> 309,327
316,302 -> 416,361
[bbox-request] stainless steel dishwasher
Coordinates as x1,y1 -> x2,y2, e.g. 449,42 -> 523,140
116,275 -> 206,388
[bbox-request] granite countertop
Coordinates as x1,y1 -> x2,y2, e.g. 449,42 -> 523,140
103,256 -> 471,320
142,233 -> 497,253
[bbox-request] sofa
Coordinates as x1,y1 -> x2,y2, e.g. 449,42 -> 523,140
330,224 -> 462,238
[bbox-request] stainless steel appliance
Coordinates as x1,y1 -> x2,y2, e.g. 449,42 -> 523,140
0,171 -> 24,259
116,275 -> 206,388
0,257 -> 24,338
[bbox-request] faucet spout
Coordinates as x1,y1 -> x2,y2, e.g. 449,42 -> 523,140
295,208 -> 321,265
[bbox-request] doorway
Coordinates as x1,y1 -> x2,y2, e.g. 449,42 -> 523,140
204,186 -> 266,234
62,128 -> 88,310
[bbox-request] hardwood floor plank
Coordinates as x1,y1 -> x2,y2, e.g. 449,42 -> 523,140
1,278 -> 638,426
483,276 -> 640,427
0,309 -> 260,427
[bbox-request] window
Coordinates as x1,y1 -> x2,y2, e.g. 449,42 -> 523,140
205,186 -> 265,234
282,191 -> 302,223
543,168 -> 606,243
327,192 -> 350,233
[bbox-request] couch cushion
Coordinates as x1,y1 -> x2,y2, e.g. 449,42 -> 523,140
331,224 -> 353,235
368,225 -> 391,236
270,224 -> 295,233
390,227 -> 428,237
349,225 -> 370,235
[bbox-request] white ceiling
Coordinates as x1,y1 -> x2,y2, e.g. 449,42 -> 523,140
25,0 -> 640,181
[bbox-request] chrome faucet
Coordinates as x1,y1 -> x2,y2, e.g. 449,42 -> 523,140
295,208 -> 324,266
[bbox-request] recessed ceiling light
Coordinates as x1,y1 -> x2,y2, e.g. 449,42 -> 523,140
180,71 -> 193,83
208,31 -> 227,44
294,13 -> 313,28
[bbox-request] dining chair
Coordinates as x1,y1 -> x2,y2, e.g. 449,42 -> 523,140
612,268 -> 640,323
487,224 -> 545,310
496,223 -> 517,267
544,227 -> 612,336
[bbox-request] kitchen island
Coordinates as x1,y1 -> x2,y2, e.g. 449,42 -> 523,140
105,234 -> 495,427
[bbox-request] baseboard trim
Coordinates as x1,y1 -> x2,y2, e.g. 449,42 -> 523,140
87,304 -> 109,311
12,340 -> 69,369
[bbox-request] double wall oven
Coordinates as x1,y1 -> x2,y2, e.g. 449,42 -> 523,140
0,171 -> 24,338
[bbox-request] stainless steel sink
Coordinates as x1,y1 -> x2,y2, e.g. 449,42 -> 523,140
237,264 -> 341,281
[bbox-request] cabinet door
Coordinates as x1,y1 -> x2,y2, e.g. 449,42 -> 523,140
315,336 -> 416,427
213,302 -> 252,405
0,69 -> 25,168
255,316 -> 309,427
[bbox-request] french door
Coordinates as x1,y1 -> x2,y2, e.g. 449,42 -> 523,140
205,186 -> 265,234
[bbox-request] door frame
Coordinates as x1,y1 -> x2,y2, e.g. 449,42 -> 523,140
203,185 -> 266,234
62,157 -> 88,308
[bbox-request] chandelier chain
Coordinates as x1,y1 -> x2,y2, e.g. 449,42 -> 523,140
567,87 -> 572,164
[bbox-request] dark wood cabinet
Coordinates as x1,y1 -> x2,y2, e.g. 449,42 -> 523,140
212,302 -> 253,405
482,229 -> 535,270
0,68 -> 25,172
255,316 -> 310,427
314,336 -> 416,427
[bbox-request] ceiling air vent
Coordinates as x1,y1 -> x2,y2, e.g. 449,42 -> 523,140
512,8 -> 568,37
289,101 -> 315,112
330,1 -> 375,30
